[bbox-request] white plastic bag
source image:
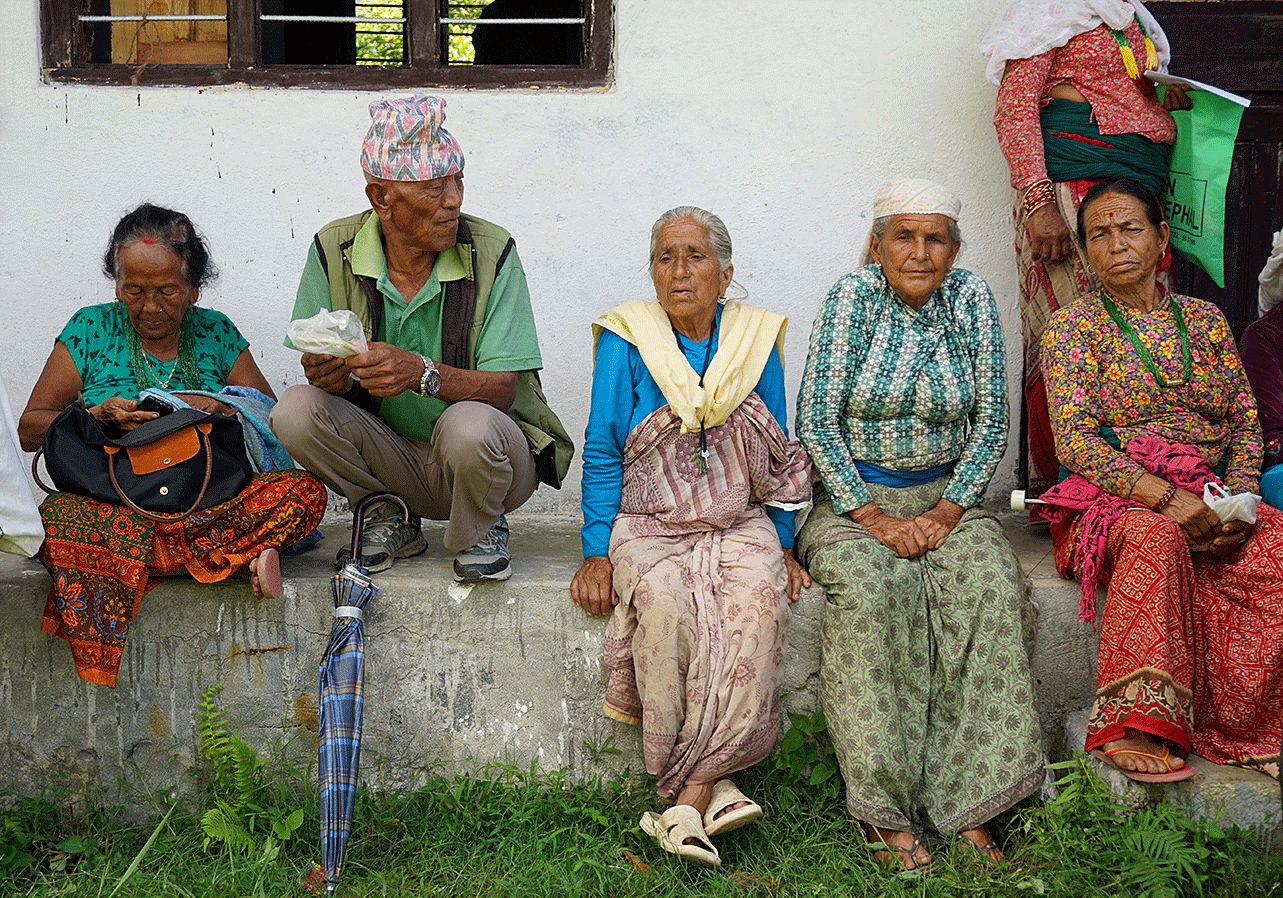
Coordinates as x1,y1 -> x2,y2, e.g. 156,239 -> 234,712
1203,481 -> 1262,525
287,309 -> 369,359
0,374 -> 44,557
1258,227 -> 1283,317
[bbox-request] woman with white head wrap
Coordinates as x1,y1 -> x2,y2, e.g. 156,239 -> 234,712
795,179 -> 1042,870
982,0 -> 1190,496
1239,228 -> 1283,509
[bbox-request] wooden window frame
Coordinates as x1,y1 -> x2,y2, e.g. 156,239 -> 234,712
40,0 -> 613,89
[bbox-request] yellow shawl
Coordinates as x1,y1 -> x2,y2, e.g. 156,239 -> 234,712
592,299 -> 788,432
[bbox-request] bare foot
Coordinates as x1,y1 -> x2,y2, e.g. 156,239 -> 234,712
867,824 -> 932,871
240,556 -> 266,599
239,548 -> 281,599
674,781 -> 713,816
1099,728 -> 1186,775
958,824 -> 1003,865
711,800 -> 750,822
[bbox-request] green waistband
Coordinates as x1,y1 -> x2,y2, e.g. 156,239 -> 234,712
1040,98 -> 1169,197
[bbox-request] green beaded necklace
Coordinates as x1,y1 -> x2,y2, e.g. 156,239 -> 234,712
1100,291 -> 1192,388
121,303 -> 200,392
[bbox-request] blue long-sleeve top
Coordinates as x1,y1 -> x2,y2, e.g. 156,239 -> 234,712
580,307 -> 795,558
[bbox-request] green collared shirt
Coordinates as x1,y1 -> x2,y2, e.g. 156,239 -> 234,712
287,213 -> 542,441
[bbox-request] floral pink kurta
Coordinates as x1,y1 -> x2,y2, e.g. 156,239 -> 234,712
1041,291 -> 1261,498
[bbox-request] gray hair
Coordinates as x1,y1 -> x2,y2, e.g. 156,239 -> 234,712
871,214 -> 962,248
649,206 -> 733,272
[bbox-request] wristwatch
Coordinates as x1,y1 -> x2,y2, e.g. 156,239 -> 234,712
417,355 -> 441,397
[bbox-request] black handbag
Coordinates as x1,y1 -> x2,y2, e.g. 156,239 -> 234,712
33,402 -> 253,521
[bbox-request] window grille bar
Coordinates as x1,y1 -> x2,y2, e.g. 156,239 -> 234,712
79,15 -> 226,22
439,18 -> 584,25
261,15 -> 407,23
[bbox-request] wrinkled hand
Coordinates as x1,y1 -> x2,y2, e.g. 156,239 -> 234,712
851,504 -> 930,559
1159,488 -> 1221,549
87,397 -> 158,432
912,499 -> 965,551
346,343 -> 424,398
301,352 -> 352,394
1163,84 -> 1193,111
783,548 -> 811,603
174,393 -> 234,416
1211,519 -> 1253,561
1027,203 -> 1074,265
571,556 -> 616,618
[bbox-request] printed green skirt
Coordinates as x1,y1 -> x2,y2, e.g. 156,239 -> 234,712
796,478 -> 1044,832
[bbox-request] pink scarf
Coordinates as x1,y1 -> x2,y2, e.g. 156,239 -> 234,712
1037,434 -> 1219,625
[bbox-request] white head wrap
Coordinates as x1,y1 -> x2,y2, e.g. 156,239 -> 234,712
979,0 -> 1170,86
860,178 -> 961,266
1259,228 -> 1283,317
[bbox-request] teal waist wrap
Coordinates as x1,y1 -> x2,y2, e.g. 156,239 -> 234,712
1040,98 -> 1170,198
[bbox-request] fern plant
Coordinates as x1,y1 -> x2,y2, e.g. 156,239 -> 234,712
195,684 -> 306,858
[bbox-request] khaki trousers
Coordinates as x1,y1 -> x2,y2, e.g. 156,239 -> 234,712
269,385 -> 538,551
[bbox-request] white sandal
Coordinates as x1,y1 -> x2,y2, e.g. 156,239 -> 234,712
703,779 -> 763,836
640,805 -> 721,868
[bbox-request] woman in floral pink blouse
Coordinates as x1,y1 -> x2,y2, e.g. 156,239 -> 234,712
1041,179 -> 1282,783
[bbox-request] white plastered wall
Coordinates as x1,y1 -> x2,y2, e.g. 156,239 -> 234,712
1,0 -> 1022,516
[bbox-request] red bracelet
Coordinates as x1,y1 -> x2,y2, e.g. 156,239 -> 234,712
1022,179 -> 1056,217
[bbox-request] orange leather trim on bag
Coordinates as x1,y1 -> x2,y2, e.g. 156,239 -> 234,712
121,424 -> 205,475
104,423 -> 214,522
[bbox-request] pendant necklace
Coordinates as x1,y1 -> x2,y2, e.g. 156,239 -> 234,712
673,316 -> 719,475
1101,291 -> 1191,388
122,303 -> 200,392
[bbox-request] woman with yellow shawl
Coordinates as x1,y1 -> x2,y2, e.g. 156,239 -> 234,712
571,206 -> 811,868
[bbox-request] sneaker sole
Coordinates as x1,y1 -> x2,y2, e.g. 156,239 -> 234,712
358,534 -> 429,574
453,562 -> 512,583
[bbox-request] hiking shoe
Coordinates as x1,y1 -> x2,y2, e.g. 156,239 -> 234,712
335,510 -> 427,573
453,516 -> 511,582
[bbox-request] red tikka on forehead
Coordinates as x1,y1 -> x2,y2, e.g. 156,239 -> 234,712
142,238 -> 154,244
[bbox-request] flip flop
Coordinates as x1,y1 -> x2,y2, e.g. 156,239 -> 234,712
703,779 -> 763,836
957,830 -> 1002,866
1090,747 -> 1196,783
256,547 -> 282,599
640,806 -> 721,868
867,824 -> 934,873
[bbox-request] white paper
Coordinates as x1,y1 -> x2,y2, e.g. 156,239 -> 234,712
1146,71 -> 1252,108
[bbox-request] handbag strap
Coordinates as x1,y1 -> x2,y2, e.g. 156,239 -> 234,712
31,445 -> 57,495
105,423 -> 215,522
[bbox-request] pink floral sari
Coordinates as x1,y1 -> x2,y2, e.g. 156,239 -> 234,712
603,392 -> 810,798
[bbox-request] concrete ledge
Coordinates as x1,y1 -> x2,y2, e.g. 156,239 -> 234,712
1066,710 -> 1282,847
0,510 -> 1095,811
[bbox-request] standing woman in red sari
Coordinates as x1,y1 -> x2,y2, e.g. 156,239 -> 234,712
983,0 -> 1190,494
1041,179 -> 1282,782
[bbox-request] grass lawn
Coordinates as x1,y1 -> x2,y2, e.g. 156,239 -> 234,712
2,747 -> 1280,898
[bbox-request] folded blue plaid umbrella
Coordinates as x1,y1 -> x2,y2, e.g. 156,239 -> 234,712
317,492 -> 408,895
318,562 -> 375,894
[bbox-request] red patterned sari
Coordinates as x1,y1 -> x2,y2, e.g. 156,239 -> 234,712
38,470 -> 326,687
1052,503 -> 1283,777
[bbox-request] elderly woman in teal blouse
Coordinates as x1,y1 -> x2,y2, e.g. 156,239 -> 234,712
795,179 -> 1042,871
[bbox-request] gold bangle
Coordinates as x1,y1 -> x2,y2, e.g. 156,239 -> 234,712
1022,179 -> 1056,217
1151,484 -> 1179,511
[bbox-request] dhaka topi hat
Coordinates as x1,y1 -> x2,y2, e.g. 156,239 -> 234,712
361,95 -> 465,182
872,178 -> 962,221
860,178 -> 962,264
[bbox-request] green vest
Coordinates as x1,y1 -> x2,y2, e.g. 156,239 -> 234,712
313,210 -> 574,489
